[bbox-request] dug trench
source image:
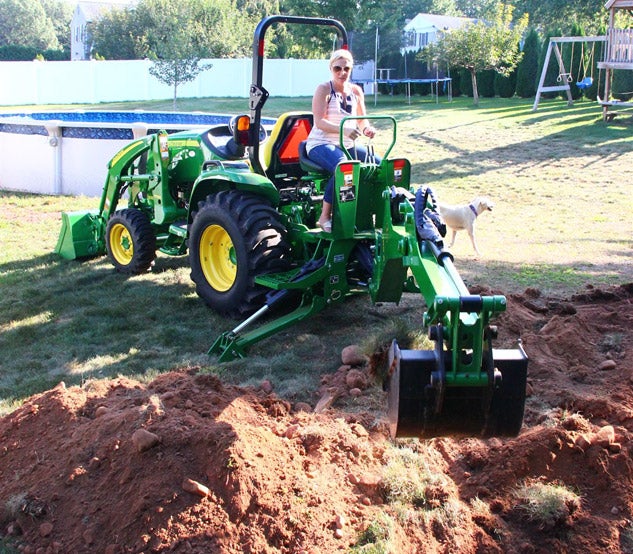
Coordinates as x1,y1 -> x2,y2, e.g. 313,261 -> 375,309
1,283 -> 632,553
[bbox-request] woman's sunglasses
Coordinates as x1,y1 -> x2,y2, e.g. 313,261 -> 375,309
332,65 -> 352,73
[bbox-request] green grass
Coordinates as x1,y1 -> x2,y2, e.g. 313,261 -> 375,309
513,480 -> 582,528
1,95 -> 632,412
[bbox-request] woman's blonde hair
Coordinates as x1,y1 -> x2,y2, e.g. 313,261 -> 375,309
329,49 -> 354,69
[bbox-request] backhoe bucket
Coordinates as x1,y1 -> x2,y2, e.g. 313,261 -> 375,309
54,210 -> 103,260
386,340 -> 528,439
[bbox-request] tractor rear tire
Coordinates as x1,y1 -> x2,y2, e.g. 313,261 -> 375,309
189,190 -> 291,317
105,209 -> 156,274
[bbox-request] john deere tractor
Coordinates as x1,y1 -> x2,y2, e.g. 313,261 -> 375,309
55,15 -> 528,439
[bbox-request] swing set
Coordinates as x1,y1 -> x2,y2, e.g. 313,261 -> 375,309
533,36 -> 605,111
597,0 -> 633,120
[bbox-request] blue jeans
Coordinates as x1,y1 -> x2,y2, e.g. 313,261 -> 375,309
307,143 -> 381,204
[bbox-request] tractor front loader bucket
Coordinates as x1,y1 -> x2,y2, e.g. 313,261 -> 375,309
54,210 -> 104,260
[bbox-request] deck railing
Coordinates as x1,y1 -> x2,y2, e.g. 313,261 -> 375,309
605,29 -> 633,64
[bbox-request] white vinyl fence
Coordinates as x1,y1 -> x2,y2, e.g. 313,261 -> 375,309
0,58 -> 330,106
0,58 -> 376,197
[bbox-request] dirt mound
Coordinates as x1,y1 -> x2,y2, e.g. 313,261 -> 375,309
1,284 -> 633,553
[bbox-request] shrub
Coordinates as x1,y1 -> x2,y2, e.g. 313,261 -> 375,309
515,28 -> 540,98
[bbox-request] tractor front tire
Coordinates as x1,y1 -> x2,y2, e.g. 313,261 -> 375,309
189,191 -> 290,317
106,209 -> 156,274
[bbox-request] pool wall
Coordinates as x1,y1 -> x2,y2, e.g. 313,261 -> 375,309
0,112 -> 275,197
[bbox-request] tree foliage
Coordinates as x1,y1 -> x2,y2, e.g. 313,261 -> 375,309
91,0 -> 278,60
142,0 -> 217,109
425,2 -> 528,104
514,0 -> 606,35
515,27 -> 539,98
0,0 -> 59,51
89,7 -> 145,60
40,0 -> 73,51
89,6 -> 142,60
0,0 -> 625,104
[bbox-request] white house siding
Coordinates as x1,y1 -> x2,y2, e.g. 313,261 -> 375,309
402,13 -> 476,54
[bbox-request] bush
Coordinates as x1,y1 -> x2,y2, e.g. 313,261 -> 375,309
0,45 -> 69,61
478,69 -> 496,98
449,69 -> 463,97
495,69 -> 517,98
537,28 -> 564,99
515,28 -> 540,98
612,69 -> 633,101
459,69 -> 473,97
0,45 -> 37,60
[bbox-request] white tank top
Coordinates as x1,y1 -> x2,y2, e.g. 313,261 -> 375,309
306,81 -> 358,153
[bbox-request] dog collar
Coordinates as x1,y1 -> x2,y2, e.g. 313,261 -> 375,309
469,204 -> 477,216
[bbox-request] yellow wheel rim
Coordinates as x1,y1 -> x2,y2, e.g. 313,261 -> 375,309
109,223 -> 133,266
199,224 -> 236,292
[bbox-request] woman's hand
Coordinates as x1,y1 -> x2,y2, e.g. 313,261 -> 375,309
346,126 -> 362,140
362,125 -> 376,138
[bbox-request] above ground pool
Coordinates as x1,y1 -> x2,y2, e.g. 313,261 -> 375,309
0,111 -> 275,197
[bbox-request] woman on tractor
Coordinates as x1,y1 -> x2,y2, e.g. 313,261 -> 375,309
306,49 -> 378,232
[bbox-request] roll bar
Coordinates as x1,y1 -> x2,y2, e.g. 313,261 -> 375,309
248,15 -> 349,174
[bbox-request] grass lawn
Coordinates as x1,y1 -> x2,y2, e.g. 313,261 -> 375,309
1,95 -> 632,413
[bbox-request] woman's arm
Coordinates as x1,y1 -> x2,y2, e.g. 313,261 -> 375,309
353,85 -> 376,138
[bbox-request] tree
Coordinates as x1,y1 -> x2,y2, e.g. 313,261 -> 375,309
514,27 -> 540,98
40,0 -> 73,52
537,27 -> 562,99
0,0 -> 58,50
514,0 -> 606,36
494,66 -> 517,97
90,6 -> 143,60
141,0 -> 216,109
92,0 -> 251,60
150,57 -> 212,110
426,2 -> 528,105
454,0 -> 498,19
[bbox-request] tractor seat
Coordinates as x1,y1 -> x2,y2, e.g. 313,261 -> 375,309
298,141 -> 328,174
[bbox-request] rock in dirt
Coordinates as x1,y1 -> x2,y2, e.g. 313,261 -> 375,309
574,434 -> 592,452
38,522 -> 53,537
345,369 -> 368,390
182,478 -> 210,498
341,345 -> 368,367
598,360 -> 617,371
131,428 -> 160,452
594,425 -> 616,447
314,388 -> 341,413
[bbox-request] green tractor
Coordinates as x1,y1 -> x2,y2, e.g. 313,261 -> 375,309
55,15 -> 528,439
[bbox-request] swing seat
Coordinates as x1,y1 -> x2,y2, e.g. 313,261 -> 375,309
576,76 -> 593,89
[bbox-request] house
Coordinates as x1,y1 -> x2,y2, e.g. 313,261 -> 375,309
71,1 -> 136,60
402,13 -> 476,54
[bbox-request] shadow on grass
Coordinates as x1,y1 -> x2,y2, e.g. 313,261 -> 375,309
407,108 -> 632,186
1,237 -> 630,411
0,252 -> 213,408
